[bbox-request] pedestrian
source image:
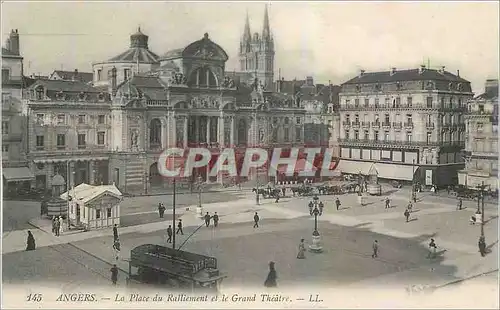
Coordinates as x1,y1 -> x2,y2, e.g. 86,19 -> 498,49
296,239 -> 306,259
176,219 -> 184,235
166,225 -> 172,243
256,191 -> 260,205
404,208 -> 410,222
478,236 -> 486,257
204,212 -> 211,227
275,192 -> 280,203
407,201 -> 413,212
385,197 -> 390,209
308,201 -> 314,215
158,203 -> 165,218
213,212 -> 219,227
335,197 -> 341,210
412,192 -> 417,203
113,239 -> 121,261
282,187 -> 286,197
470,214 -> 477,225
372,240 -> 378,258
55,216 -> 61,237
427,239 -> 437,259
253,212 -> 260,228
264,261 -> 277,287
26,230 -> 36,251
113,224 -> 119,242
110,264 -> 118,285
52,216 -> 57,235
58,216 -> 64,235
457,198 -> 463,211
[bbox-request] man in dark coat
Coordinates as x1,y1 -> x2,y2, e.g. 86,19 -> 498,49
457,198 -> 463,211
158,203 -> 166,218
55,217 -> 61,236
204,212 -> 211,227
113,224 -> 118,242
213,212 -> 219,227
371,240 -> 378,258
264,261 -> 277,287
176,219 -> 184,235
26,231 -> 36,251
110,264 -> 118,285
253,212 -> 260,228
335,198 -> 341,210
166,225 -> 173,243
385,197 -> 391,209
404,209 -> 410,222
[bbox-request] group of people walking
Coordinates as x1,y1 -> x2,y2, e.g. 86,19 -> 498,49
204,212 -> 219,227
51,215 -> 64,236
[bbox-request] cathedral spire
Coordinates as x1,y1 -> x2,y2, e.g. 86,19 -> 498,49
243,10 -> 251,42
262,4 -> 271,41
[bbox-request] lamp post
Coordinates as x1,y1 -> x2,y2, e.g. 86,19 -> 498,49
411,159 -> 416,201
196,175 -> 204,217
477,181 -> 487,256
308,195 -> 323,253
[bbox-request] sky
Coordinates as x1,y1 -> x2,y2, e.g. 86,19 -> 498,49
2,1 -> 499,94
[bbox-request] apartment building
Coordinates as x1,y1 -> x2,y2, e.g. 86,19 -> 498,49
337,66 -> 473,186
458,79 -> 498,190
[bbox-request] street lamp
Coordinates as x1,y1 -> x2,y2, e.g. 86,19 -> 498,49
196,175 -> 204,217
308,195 -> 324,253
477,181 -> 487,256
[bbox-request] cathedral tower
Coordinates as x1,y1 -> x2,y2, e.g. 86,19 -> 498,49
239,5 -> 275,89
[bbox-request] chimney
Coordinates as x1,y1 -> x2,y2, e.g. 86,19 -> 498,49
109,67 -> 117,96
419,65 -> 426,74
457,69 -> 460,77
72,69 -> 78,81
439,66 -> 446,74
390,67 -> 396,76
359,69 -> 366,77
9,29 -> 20,56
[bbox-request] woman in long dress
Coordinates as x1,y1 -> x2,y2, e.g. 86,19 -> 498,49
297,239 -> 306,259
26,231 -> 36,251
264,261 -> 277,287
58,216 -> 64,235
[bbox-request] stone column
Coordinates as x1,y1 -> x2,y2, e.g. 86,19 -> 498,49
195,116 -> 200,145
46,162 -> 54,189
206,117 -> 211,145
230,116 -> 235,147
162,116 -> 169,149
69,161 -> 75,188
89,160 -> 95,185
170,114 -> 176,148
183,116 -> 188,148
218,114 -> 224,146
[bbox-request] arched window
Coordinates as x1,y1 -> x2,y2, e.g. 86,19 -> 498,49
149,119 -> 162,148
237,119 -> 247,146
189,67 -> 218,87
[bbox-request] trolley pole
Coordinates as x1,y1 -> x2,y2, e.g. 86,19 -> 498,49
172,178 -> 176,251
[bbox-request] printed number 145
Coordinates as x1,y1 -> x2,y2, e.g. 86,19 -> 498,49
27,293 -> 43,302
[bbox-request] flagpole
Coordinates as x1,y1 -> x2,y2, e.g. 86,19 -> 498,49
172,178 -> 176,250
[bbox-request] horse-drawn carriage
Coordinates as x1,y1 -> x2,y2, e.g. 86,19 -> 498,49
252,184 -> 281,199
315,180 -> 358,195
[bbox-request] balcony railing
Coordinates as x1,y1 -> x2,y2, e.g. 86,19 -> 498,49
404,122 -> 414,129
392,122 -> 402,129
342,121 -> 351,126
77,144 -> 87,149
426,122 -> 435,129
351,121 -> 361,128
361,121 -> 370,128
382,122 -> 391,128
371,121 -> 381,128
338,138 -> 456,147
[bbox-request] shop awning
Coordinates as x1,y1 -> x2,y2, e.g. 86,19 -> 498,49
336,160 -> 373,175
374,163 -> 417,181
2,167 -> 35,182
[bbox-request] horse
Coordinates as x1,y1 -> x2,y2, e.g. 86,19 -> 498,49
252,188 -> 269,198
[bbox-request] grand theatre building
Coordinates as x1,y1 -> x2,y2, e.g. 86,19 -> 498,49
27,9 -> 314,192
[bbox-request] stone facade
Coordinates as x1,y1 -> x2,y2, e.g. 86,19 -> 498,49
458,79 -> 499,190
337,66 -> 474,186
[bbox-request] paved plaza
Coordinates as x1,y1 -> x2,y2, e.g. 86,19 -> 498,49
2,186 -> 498,300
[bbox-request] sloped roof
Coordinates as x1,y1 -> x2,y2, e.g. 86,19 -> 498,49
343,68 -> 470,84
52,70 -> 93,83
29,79 -> 98,93
109,47 -> 159,63
60,183 -> 122,205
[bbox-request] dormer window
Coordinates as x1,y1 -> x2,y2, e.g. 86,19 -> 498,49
375,84 -> 381,91
355,85 -> 361,92
396,82 -> 402,90
56,91 -> 64,100
78,92 -> 86,101
426,81 -> 435,90
448,83 -> 454,90
98,93 -> 105,101
457,83 -> 463,91
35,86 -> 44,100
